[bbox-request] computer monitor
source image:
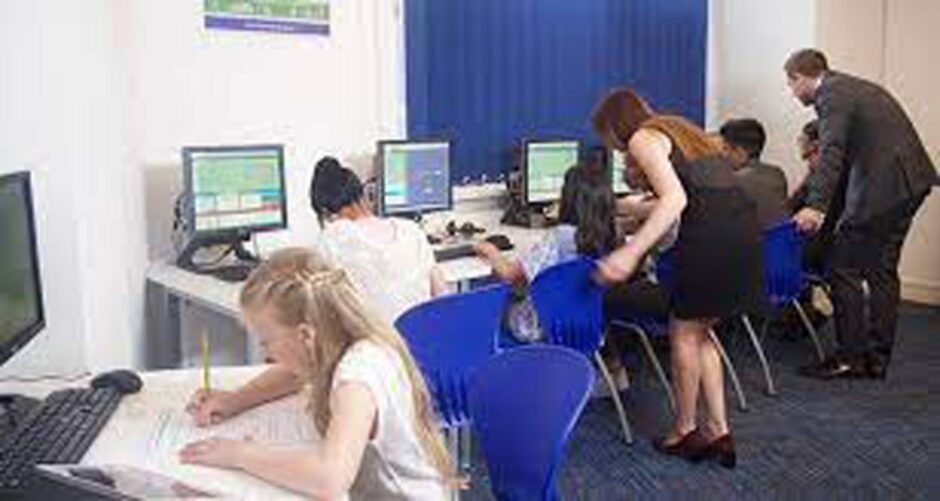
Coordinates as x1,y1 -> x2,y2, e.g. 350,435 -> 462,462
377,140 -> 451,217
0,171 -> 45,367
609,149 -> 632,195
523,139 -> 580,204
182,145 -> 287,236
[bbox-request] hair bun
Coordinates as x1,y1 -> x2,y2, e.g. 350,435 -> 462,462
315,156 -> 343,174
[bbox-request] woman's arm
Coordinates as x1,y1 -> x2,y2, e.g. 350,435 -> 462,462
181,381 -> 377,500
599,129 -> 687,283
474,242 -> 526,285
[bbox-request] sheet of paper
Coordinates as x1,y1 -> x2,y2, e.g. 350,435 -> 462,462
147,397 -> 317,455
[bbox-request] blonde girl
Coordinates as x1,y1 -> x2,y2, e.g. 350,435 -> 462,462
181,247 -> 453,499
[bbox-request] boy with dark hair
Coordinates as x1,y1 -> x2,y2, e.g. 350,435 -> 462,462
719,118 -> 789,229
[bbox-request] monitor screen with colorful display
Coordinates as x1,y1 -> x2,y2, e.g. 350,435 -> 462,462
183,145 -> 287,235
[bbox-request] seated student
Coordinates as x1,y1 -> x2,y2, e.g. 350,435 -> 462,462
309,157 -> 446,323
181,248 -> 454,499
719,118 -> 790,229
473,160 -> 618,343
789,120 -> 820,213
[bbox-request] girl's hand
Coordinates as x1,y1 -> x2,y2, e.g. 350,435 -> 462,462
595,249 -> 641,285
179,437 -> 252,470
186,389 -> 242,427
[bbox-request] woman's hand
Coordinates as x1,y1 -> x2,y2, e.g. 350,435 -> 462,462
186,389 -> 243,427
595,248 -> 642,285
472,241 -> 500,261
179,437 -> 252,470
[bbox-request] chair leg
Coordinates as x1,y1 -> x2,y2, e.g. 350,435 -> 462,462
792,299 -> 826,362
741,314 -> 777,396
445,427 -> 461,501
708,329 -> 748,412
593,351 -> 633,444
458,425 -> 472,474
612,320 -> 676,414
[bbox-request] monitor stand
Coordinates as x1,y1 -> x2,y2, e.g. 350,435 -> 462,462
176,232 -> 260,274
501,201 -> 555,229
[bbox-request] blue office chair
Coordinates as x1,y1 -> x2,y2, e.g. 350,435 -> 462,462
528,258 -> 633,443
468,345 -> 593,501
737,221 -> 828,395
395,284 -> 511,471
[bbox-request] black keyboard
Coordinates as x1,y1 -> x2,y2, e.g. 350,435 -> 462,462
434,244 -> 477,262
433,234 -> 514,262
0,387 -> 122,490
210,263 -> 255,282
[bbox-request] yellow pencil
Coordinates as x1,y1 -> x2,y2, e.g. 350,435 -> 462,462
201,329 -> 211,392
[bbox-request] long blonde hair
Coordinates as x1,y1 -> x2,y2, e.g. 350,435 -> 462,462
239,247 -> 454,484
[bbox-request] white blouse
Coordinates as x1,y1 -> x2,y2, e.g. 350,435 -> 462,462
315,218 -> 436,324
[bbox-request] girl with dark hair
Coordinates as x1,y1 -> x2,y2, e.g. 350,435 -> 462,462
474,160 -> 618,342
309,157 -> 446,323
593,88 -> 762,468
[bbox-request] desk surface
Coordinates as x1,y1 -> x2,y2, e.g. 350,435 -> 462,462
147,213 -> 549,316
80,366 -> 312,500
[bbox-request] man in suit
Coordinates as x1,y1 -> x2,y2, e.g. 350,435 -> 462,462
786,48 -> 938,379
719,118 -> 790,229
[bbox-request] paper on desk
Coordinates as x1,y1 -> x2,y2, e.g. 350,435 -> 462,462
148,397 -> 318,455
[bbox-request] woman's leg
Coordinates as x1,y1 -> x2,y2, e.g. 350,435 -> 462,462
698,320 -> 730,439
664,318 -> 705,442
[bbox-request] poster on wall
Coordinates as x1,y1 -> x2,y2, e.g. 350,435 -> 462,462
204,0 -> 330,36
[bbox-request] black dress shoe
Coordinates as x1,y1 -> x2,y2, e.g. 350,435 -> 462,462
702,434 -> 736,469
860,355 -> 887,380
798,357 -> 855,380
652,429 -> 709,461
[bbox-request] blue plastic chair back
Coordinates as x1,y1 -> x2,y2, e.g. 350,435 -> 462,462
469,345 -> 594,501
654,247 -> 677,293
529,258 -> 605,355
762,221 -> 804,306
395,284 -> 511,427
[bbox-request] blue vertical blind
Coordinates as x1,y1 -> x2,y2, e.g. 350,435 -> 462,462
405,0 -> 708,182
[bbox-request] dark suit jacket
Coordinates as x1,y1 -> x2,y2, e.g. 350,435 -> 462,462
735,159 -> 789,229
807,71 -> 938,227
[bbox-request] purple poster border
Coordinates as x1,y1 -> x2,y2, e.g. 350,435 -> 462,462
205,15 -> 329,35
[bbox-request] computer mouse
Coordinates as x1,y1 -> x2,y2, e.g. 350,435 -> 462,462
485,234 -> 514,251
90,369 -> 143,394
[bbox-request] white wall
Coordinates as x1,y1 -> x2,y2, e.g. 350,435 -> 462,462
882,0 -> 940,304
708,0 -> 818,188
1,0 -> 407,377
0,1 -> 122,378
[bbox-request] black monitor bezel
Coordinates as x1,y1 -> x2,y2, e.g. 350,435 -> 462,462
376,138 -> 453,217
522,138 -> 581,205
182,144 -> 288,238
0,171 -> 46,368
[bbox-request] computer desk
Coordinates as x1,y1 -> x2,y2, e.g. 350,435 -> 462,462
145,209 -> 549,368
1,365 -> 315,500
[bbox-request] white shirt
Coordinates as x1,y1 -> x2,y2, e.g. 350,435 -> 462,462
333,340 -> 447,500
316,218 -> 436,324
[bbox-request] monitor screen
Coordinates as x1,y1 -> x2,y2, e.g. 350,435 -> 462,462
0,172 -> 45,367
378,140 -> 451,216
183,145 -> 287,234
610,149 -> 631,195
525,140 -> 579,204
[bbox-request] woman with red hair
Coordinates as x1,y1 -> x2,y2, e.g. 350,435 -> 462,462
593,89 -> 762,468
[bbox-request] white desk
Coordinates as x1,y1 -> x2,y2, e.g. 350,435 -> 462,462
145,213 -> 549,368
78,366 -> 312,500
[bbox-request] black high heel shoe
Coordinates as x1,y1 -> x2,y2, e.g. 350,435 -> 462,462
652,429 -> 708,460
702,434 -> 736,469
